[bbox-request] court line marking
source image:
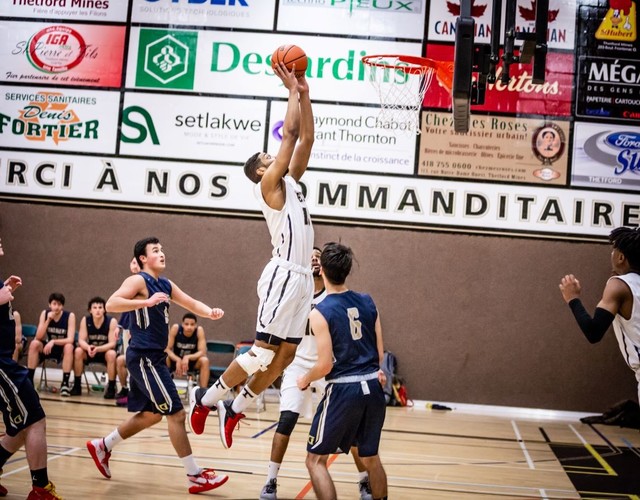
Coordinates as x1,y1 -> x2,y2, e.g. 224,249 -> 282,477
2,446 -> 80,477
569,424 -> 617,476
512,420 -> 549,500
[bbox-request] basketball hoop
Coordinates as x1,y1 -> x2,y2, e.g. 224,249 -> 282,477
362,55 -> 453,135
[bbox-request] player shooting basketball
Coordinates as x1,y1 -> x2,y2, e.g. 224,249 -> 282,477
189,58 -> 315,449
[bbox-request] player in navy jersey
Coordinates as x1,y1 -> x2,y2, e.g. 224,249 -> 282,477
86,237 -> 228,494
298,242 -> 388,500
167,312 -> 209,388
26,292 -> 76,395
72,297 -> 119,398
0,237 -> 62,499
189,59 -> 315,449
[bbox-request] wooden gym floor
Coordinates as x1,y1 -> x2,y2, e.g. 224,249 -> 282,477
1,388 -> 639,499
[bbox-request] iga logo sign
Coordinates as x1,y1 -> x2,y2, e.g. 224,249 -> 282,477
136,29 -> 197,89
27,25 -> 87,73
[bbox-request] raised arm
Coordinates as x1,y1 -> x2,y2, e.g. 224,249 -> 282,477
261,63 -> 301,208
288,75 -> 314,182
169,281 -> 224,321
559,274 -> 626,343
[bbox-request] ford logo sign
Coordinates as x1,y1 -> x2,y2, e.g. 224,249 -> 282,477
605,132 -> 640,150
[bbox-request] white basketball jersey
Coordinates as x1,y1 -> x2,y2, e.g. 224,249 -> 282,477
256,176 -> 314,268
611,273 -> 640,371
295,288 -> 327,363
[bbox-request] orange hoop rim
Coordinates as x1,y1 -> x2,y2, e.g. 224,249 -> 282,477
362,54 -> 453,91
361,54 -> 440,74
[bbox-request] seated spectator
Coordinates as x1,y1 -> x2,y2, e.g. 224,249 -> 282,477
166,313 -> 210,388
72,297 -> 118,398
27,292 -> 76,395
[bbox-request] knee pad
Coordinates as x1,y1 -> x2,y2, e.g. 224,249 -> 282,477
236,345 -> 276,376
276,410 -> 299,436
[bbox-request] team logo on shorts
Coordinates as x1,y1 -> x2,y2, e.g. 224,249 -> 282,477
308,435 -> 315,445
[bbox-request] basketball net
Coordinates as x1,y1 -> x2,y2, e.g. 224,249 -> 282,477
364,56 -> 435,136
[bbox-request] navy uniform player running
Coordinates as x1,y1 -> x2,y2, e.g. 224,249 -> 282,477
0,237 -> 62,499
298,243 -> 388,500
87,237 -> 228,494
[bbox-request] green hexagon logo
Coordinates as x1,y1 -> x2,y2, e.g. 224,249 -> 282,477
136,29 -> 197,90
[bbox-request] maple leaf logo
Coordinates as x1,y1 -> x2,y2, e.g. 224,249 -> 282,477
446,0 -> 488,17
519,0 -> 560,22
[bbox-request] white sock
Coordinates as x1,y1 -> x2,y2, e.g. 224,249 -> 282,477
232,385 -> 257,413
201,377 -> 231,407
267,461 -> 281,481
358,471 -> 368,481
103,429 -> 123,451
182,455 -> 200,476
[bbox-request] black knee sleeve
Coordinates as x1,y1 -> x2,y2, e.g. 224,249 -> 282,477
275,410 -> 299,436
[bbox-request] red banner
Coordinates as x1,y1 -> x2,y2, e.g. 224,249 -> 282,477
424,44 -> 573,117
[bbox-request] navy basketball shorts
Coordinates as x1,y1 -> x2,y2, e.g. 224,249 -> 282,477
85,352 -> 107,365
39,344 -> 65,364
307,378 -> 386,457
0,360 -> 46,437
169,359 -> 198,373
126,348 -> 183,415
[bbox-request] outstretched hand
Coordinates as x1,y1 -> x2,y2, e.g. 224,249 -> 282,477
273,62 -> 299,91
209,308 -> 224,320
4,275 -> 22,291
559,274 -> 582,303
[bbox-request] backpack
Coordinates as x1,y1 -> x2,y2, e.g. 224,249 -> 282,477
381,351 -> 397,405
381,351 -> 413,407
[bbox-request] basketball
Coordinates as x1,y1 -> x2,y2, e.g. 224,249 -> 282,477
271,45 -> 308,77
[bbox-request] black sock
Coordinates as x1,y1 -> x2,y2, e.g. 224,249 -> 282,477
73,377 -> 82,388
62,372 -> 70,385
28,368 -> 35,384
0,444 -> 14,469
30,467 -> 49,488
108,380 -> 116,388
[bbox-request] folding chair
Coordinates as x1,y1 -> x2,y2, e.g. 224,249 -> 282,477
207,340 -> 237,384
20,324 -> 38,364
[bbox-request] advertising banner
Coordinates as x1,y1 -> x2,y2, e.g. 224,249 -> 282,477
0,1 -> 129,21
1,151 -> 638,240
126,28 -> 422,104
131,0 -> 276,30
428,0 -> 576,50
0,86 -> 120,154
120,93 -> 267,163
0,21 -> 126,88
424,44 -> 573,116
575,0 -> 639,121
418,111 -> 569,185
571,121 -> 640,191
268,101 -> 417,175
277,0 -> 426,39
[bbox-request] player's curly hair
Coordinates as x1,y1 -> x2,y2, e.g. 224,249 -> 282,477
321,242 -> 354,285
610,226 -> 640,269
244,152 -> 262,184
